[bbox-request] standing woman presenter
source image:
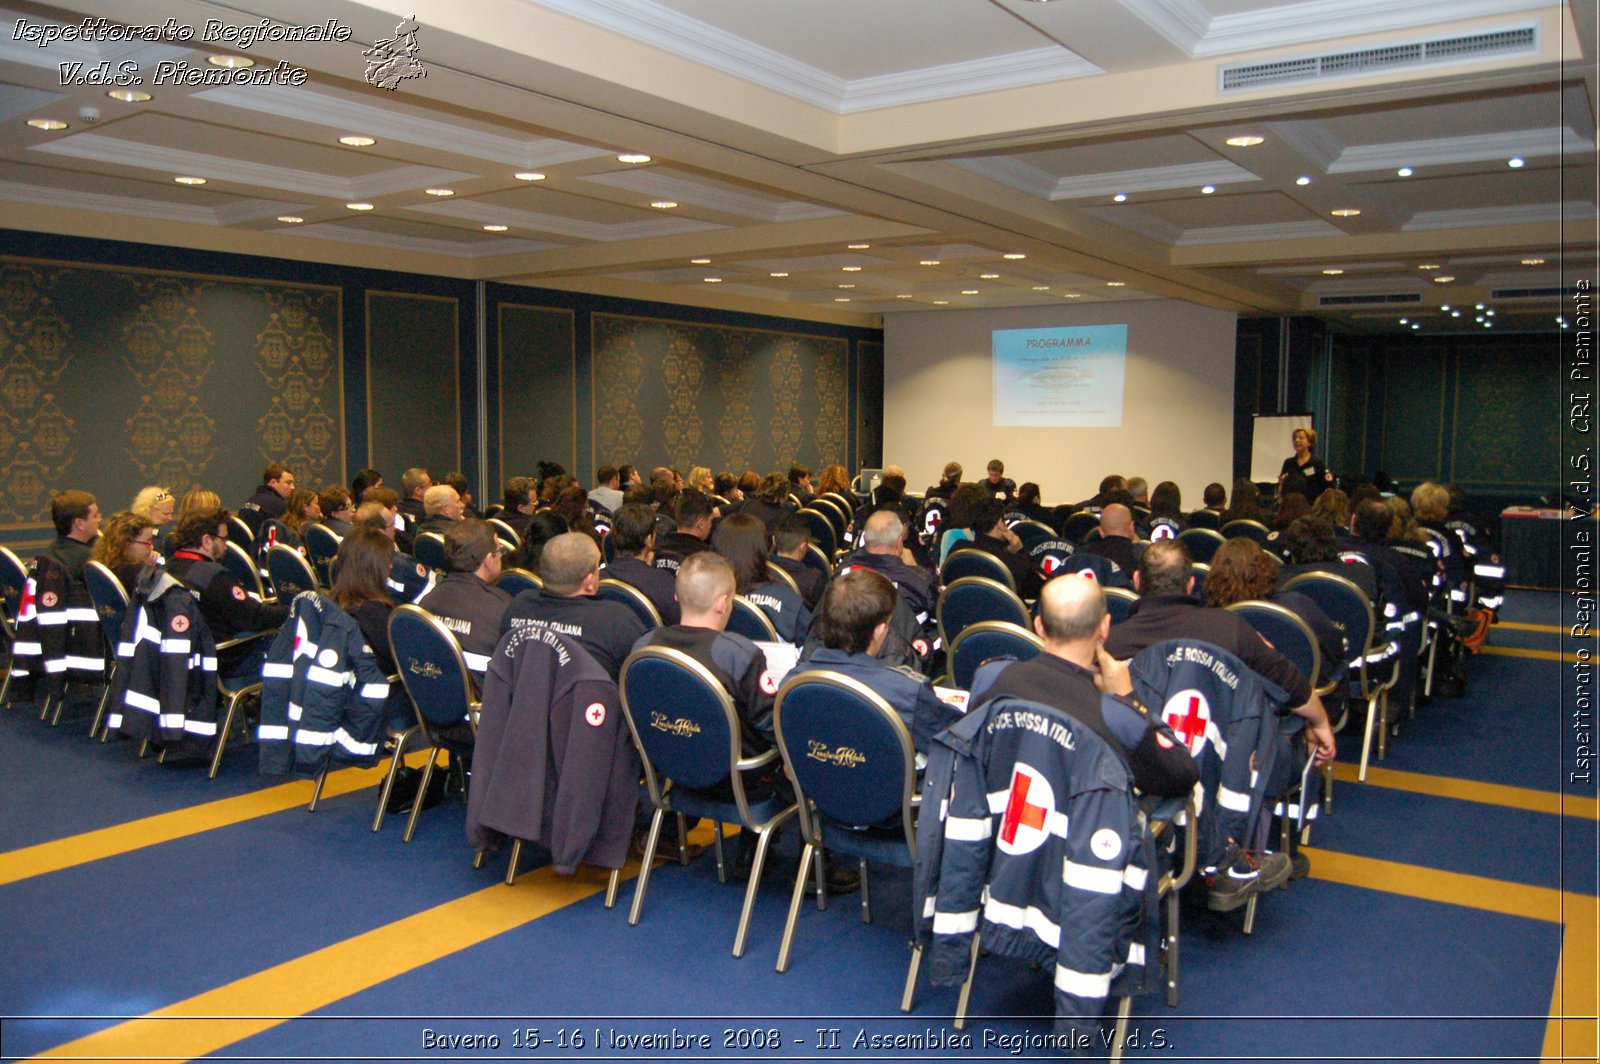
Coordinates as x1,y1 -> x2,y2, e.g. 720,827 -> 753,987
1278,426 -> 1333,503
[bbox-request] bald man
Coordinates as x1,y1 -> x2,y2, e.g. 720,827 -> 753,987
631,551 -> 778,757
974,574 -> 1198,797
1083,502 -> 1141,574
499,532 -> 646,681
836,509 -> 938,626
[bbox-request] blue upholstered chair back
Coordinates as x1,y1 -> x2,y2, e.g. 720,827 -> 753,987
412,532 -> 447,572
597,577 -> 662,628
619,647 -> 739,792
947,620 -> 1042,691
1177,527 -> 1225,563
495,567 -> 542,598
797,509 -> 836,557
1281,571 -> 1374,664
939,548 -> 1015,590
1221,519 -> 1270,545
727,595 -> 780,642
937,576 -> 1028,647
1225,600 -> 1323,688
301,523 -> 341,587
388,604 -> 477,728
266,544 -> 317,604
82,560 -> 130,647
775,672 -> 915,840
1103,586 -> 1139,626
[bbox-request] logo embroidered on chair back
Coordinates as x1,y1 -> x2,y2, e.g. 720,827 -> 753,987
407,657 -> 443,679
805,740 -> 866,767
649,711 -> 699,737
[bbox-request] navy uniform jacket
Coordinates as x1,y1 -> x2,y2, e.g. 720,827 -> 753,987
771,554 -> 825,611
655,531 -> 714,563
40,534 -> 93,581
976,652 -> 1197,798
603,554 -> 680,625
800,647 -> 957,752
634,624 -> 776,756
418,572 -> 512,676
1104,593 -> 1311,708
500,587 -> 648,680
468,627 -> 639,874
743,578 -> 813,645
166,551 -> 287,673
838,549 -> 938,626
950,533 -> 1041,599
238,485 -> 287,540
1084,534 -> 1140,575
107,566 -> 220,752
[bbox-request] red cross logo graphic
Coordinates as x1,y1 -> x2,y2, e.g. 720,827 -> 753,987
1162,690 -> 1211,755
997,763 -> 1054,855
1040,555 -> 1062,574
17,580 -> 34,618
584,702 -> 607,727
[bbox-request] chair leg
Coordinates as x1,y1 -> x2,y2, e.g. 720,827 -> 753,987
472,850 -> 488,870
859,858 -> 871,924
38,692 -> 51,721
505,839 -> 523,885
900,943 -> 922,1013
628,809 -> 666,927
49,686 -> 69,726
137,738 -> 151,759
675,812 -> 689,866
732,824 -> 782,958
603,867 -> 621,909
1110,996 -> 1133,1064
712,824 -> 727,883
1165,886 -> 1181,1008
775,841 -> 817,973
89,668 -> 115,739
402,748 -> 440,843
813,846 -> 827,912
1377,688 -> 1389,762
1242,893 -> 1257,935
1358,691 -> 1377,781
953,930 -> 982,1030
208,690 -> 247,779
308,763 -> 330,812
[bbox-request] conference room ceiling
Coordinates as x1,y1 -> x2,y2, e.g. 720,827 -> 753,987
0,0 -> 1592,336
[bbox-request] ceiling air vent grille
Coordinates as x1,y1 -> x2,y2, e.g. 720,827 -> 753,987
1318,293 -> 1422,307
1221,25 -> 1537,93
1491,286 -> 1564,299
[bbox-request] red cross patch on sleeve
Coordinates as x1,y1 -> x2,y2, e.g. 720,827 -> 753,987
231,585 -> 247,601
171,614 -> 189,633
41,591 -> 57,608
584,702 -> 607,727
759,670 -> 778,695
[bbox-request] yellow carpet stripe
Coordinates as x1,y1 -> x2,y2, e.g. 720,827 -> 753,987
1481,645 -> 1581,662
25,864 -> 620,1063
1330,762 -> 1600,820
1542,893 -> 1600,1063
1497,621 -> 1588,635
0,760 -> 410,887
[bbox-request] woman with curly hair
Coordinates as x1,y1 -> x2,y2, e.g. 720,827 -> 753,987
92,510 -> 159,592
1204,536 -> 1342,685
814,463 -> 852,498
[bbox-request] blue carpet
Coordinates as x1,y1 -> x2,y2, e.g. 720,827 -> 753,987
1499,589 -> 1562,627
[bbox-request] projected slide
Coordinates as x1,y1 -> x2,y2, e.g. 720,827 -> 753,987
992,325 -> 1128,427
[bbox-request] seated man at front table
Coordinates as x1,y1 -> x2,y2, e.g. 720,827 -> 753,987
417,519 -> 511,680
974,574 -> 1198,798
166,507 -> 288,684
500,532 -> 646,681
802,569 -> 958,752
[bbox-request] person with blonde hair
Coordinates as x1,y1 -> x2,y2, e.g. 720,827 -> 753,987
1278,425 -> 1333,503
176,488 -> 221,522
130,486 -> 175,528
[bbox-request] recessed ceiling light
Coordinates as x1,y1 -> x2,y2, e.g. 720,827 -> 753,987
1508,157 -> 1525,168
834,297 -> 851,302
895,294 -> 913,299
1200,185 -> 1216,194
920,260 -> 940,266
1522,258 -> 1545,265
107,89 -> 151,103
1032,285 -> 1050,291
1442,304 -> 1452,311
961,289 -> 979,295
1433,275 -> 1455,283
980,273 -> 999,279
346,202 -> 374,211
618,153 -> 652,164
1411,323 -> 1420,329
1113,193 -> 1127,202
339,135 -> 376,147
1331,208 -> 1361,217
842,266 -> 862,272
1396,167 -> 1413,177
1225,135 -> 1265,147
1322,268 -> 1344,275
174,176 -> 207,185
838,284 -> 855,289
277,216 -> 304,224
1399,318 -> 1409,324
514,172 -> 546,182
769,272 -> 788,278
1106,281 -> 1125,287
483,224 -> 508,232
1486,310 -> 1495,316
847,243 -> 871,249
26,119 -> 66,130
932,300 -> 949,305
690,258 -> 711,265
1475,303 -> 1485,310
424,188 -> 454,197
1295,176 -> 1311,185
1003,253 -> 1026,260
649,201 -> 678,209
1418,264 -> 1441,270
703,277 -> 722,283
1062,293 -> 1081,298
208,55 -> 253,68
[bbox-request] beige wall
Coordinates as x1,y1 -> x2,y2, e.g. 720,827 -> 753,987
884,299 -> 1236,506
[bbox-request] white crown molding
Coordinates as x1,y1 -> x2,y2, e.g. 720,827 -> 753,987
951,156 -> 1060,198
531,0 -> 1093,113
29,132 -> 473,199
1121,0 -> 1552,58
1174,218 -> 1346,244
958,155 -> 1257,200
1079,205 -> 1186,244
1403,201 -> 1582,230
288,223 -> 563,259
0,177 -> 296,227
194,85 -> 610,168
578,169 -> 841,222
1330,126 -> 1591,171
405,199 -> 723,243
1263,118 -> 1345,170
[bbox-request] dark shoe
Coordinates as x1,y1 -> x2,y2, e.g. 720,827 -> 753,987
1289,850 -> 1312,881
802,855 -> 861,897
630,827 -> 705,863
387,767 -> 445,814
1202,846 -> 1260,912
730,830 -> 781,881
1245,850 -> 1293,892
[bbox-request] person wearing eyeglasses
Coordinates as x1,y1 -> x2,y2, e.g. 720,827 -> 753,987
92,511 -> 160,592
318,487 -> 356,536
167,507 -> 287,684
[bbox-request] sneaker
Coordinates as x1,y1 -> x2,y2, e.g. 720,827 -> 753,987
1202,852 -> 1260,912
1289,850 -> 1312,881
1246,850 -> 1293,892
